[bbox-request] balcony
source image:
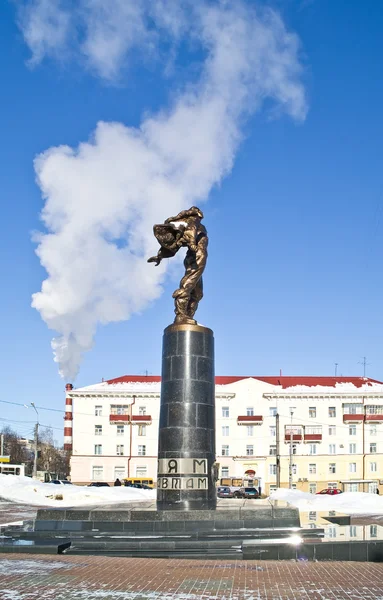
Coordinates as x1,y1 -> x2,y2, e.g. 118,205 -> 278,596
237,415 -> 263,425
109,414 -> 152,424
343,414 -> 365,423
284,433 -> 303,442
365,414 -> 383,423
131,415 -> 152,424
304,433 -> 322,442
109,414 -> 129,423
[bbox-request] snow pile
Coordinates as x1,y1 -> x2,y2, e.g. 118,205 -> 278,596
0,475 -> 155,507
270,488 -> 383,515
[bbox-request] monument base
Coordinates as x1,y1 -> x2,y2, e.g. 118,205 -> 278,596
4,503 -> 383,561
157,323 -> 216,511
2,500 -> 318,560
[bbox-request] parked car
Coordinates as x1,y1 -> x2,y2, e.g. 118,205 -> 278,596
238,487 -> 260,499
217,486 -> 260,499
49,479 -> 73,485
88,482 -> 110,487
124,482 -> 152,490
316,488 -> 343,495
217,486 -> 236,498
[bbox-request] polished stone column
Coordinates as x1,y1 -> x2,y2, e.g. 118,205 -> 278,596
157,323 -> 216,510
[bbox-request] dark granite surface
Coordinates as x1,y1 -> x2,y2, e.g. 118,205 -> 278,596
157,325 -> 216,510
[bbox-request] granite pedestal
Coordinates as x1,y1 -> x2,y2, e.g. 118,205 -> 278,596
157,323 -> 216,510
2,500 -> 315,559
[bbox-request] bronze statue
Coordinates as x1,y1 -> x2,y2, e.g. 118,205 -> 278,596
148,206 -> 208,325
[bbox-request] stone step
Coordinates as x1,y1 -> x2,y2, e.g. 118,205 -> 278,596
4,526 -> 324,541
64,547 -> 243,560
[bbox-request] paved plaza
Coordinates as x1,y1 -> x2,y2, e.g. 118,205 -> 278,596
1,554 -> 383,599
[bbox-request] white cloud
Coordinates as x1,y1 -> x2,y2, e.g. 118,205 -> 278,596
17,0 -> 72,66
25,1 -> 307,380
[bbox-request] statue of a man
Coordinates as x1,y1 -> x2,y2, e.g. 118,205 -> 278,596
148,206 -> 208,325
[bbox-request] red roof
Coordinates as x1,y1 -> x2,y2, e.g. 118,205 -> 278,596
106,375 -> 382,388
107,375 -> 161,384
255,376 -> 383,388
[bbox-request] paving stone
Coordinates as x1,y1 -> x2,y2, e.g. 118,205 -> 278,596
1,553 -> 383,599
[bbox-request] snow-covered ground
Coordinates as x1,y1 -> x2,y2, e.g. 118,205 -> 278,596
0,474 -> 156,507
270,488 -> 383,515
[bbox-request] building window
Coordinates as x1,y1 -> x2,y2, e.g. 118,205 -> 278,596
350,526 -> 357,538
247,426 -> 254,437
328,482 -> 337,489
269,464 -> 277,475
117,425 -> 124,436
329,407 -> 336,418
309,511 -> 316,520
329,444 -> 336,454
222,426 -> 229,437
95,425 -> 102,436
328,426 -> 336,436
116,444 -> 124,456
370,525 -> 378,538
222,407 -> 229,418
92,466 -> 103,480
246,445 -> 254,456
309,407 -> 316,418
114,466 -> 125,479
309,483 -> 317,494
246,407 -> 254,416
344,404 -> 363,415
136,466 -> 147,477
269,407 -> 277,417
370,443 -> 377,454
309,444 -> 317,455
366,405 -> 383,415
370,425 -> 377,436
94,444 -> 102,455
309,463 -> 316,474
328,526 -> 336,539
111,404 -> 129,415
349,462 -> 357,473
269,426 -> 276,437
269,445 -> 277,456
138,424 -> 146,436
306,426 -> 322,436
138,406 -> 146,416
221,445 -> 229,456
138,445 -> 146,456
95,405 -> 102,416
370,462 -> 377,472
349,425 -> 356,436
329,463 -> 336,474
269,485 -> 277,492
349,443 -> 356,454
221,466 -> 229,477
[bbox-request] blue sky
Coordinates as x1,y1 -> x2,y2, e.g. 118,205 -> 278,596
1,0 -> 383,442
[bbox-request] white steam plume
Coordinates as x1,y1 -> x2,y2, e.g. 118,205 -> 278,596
23,1 -> 307,380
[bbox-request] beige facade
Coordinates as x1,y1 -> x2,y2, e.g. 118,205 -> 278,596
67,375 -> 383,492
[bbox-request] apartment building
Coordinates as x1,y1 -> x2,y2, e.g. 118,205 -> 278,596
65,375 -> 383,493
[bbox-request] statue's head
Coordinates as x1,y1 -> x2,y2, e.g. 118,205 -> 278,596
189,206 -> 204,219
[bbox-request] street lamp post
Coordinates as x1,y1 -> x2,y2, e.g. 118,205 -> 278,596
25,403 -> 39,479
289,407 -> 294,489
